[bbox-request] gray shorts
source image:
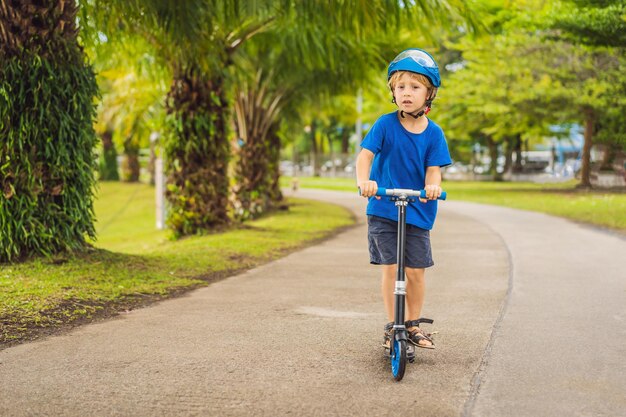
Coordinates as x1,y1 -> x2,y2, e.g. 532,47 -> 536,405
367,215 -> 434,269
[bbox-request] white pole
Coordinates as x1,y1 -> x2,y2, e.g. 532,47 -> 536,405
355,88 -> 363,161
155,157 -> 165,230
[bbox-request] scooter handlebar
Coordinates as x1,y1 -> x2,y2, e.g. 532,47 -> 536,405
375,187 -> 447,201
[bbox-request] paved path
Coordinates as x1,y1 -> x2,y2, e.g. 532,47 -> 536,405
0,189 -> 624,416
454,201 -> 626,417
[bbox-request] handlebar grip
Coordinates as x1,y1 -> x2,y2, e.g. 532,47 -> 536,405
375,187 -> 388,196
420,190 -> 447,201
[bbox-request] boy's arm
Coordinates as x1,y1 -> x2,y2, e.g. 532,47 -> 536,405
421,166 -> 443,202
356,148 -> 378,198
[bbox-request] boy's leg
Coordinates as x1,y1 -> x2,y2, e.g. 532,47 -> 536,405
405,267 -> 426,320
383,266 -> 429,323
381,264 -> 396,322
405,267 -> 433,348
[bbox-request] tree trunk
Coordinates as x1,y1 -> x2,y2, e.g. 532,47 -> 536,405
513,134 -> 523,173
328,132 -> 335,177
0,0 -> 99,262
122,137 -> 140,182
98,128 -> 119,181
486,136 -> 502,181
232,114 -> 270,220
503,136 -> 514,176
267,123 -> 284,205
164,68 -> 230,236
310,120 -> 321,177
579,108 -> 595,188
148,133 -> 157,186
341,128 -> 350,154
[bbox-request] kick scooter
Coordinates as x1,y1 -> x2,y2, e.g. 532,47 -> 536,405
374,187 -> 446,381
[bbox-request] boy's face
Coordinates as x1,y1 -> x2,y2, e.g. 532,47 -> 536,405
393,73 -> 430,113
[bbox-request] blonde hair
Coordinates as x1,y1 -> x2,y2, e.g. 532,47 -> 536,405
388,71 -> 434,95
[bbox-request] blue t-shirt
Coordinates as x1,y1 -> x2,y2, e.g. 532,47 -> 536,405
360,112 -> 452,230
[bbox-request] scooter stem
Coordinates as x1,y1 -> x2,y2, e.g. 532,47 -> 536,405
394,197 -> 408,328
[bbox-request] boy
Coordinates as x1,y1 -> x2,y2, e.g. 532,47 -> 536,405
356,48 -> 451,352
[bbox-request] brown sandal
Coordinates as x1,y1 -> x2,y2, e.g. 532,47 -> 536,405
382,322 -> 393,349
405,318 -> 435,349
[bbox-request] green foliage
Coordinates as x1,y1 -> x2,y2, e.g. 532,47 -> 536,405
439,2 -> 553,143
596,110 -> 626,149
550,0 -> 626,47
546,0 -> 626,156
0,51 -> 99,262
92,43 -> 169,159
433,0 -> 626,185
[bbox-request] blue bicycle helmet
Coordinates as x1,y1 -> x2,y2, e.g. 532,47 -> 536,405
387,48 -> 441,88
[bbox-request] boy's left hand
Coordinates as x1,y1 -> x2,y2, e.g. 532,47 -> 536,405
419,184 -> 442,203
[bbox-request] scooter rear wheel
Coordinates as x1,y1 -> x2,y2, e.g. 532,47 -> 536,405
391,339 -> 407,381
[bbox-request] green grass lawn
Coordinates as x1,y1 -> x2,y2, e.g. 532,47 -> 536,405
282,176 -> 626,231
0,182 -> 355,346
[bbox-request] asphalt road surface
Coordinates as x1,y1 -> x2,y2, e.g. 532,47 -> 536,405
1,189 -> 624,417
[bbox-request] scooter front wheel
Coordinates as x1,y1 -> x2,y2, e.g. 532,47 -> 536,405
391,339 -> 407,381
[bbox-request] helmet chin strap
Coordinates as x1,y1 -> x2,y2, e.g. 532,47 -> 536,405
399,98 -> 433,119
400,107 -> 429,119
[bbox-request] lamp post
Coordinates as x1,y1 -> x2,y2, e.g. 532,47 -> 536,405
355,88 -> 363,162
151,132 -> 166,230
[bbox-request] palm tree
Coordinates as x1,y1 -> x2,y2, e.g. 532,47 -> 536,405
95,55 -> 168,183
87,1 -> 277,235
230,44 -> 376,219
0,0 -> 99,262
231,68 -> 285,219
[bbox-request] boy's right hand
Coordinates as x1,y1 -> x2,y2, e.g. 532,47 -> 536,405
358,180 -> 380,199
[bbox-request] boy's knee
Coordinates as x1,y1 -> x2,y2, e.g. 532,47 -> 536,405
405,267 -> 425,281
